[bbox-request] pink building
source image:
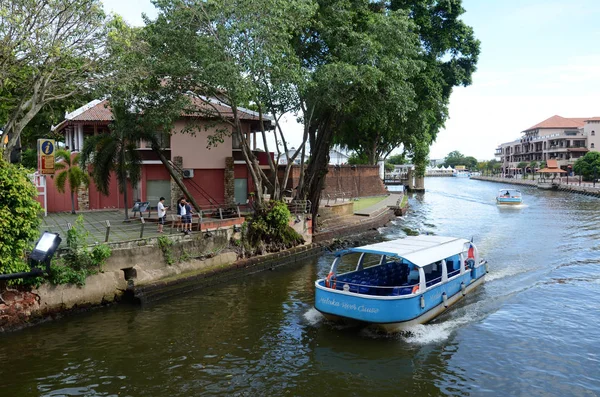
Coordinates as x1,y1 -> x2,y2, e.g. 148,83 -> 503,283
41,99 -> 273,213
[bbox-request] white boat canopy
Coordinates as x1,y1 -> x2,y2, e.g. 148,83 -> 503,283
347,236 -> 470,268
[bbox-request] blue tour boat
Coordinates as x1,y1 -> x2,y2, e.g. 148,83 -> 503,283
314,235 -> 488,333
496,189 -> 523,205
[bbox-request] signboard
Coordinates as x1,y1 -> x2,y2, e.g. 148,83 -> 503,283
38,139 -> 55,175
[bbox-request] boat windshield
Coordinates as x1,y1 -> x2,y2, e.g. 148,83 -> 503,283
498,190 -> 521,197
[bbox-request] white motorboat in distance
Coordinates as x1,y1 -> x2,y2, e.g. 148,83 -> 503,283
314,235 -> 488,333
496,189 -> 523,205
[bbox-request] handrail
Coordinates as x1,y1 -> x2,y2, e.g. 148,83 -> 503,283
169,161 -> 220,206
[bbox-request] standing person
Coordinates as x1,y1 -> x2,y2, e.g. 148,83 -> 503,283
179,198 -> 189,234
157,197 -> 168,233
176,196 -> 184,231
183,199 -> 194,234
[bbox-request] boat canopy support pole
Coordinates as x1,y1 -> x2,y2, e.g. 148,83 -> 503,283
441,259 -> 448,282
356,253 -> 366,271
330,256 -> 341,275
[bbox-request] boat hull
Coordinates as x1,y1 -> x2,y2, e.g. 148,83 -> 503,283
496,198 -> 522,205
315,268 -> 486,332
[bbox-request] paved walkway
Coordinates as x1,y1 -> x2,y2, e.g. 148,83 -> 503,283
40,211 -> 167,247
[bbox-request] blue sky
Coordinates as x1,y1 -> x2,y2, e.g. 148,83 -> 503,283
102,0 -> 600,161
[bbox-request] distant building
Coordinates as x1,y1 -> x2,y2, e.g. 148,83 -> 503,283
329,148 -> 350,165
495,115 -> 600,174
278,147 -> 301,165
429,158 -> 445,167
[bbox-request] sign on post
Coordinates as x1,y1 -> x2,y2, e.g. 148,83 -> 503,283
38,139 -> 55,175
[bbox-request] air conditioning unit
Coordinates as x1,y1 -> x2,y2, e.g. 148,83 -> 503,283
183,169 -> 194,178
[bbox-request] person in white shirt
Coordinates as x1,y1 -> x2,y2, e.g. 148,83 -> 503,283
157,197 -> 168,233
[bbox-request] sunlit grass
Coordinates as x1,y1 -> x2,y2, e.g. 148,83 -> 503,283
353,196 -> 387,212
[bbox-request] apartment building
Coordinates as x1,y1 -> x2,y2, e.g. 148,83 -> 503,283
495,115 -> 600,174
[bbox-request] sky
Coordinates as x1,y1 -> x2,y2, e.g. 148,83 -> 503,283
102,0 -> 600,161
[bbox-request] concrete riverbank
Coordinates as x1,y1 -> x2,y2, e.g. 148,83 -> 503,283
0,194 -> 407,332
471,176 -> 600,197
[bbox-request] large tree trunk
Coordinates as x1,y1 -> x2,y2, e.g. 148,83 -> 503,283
298,114 -> 337,233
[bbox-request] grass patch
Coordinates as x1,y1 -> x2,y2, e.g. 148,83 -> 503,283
353,196 -> 387,212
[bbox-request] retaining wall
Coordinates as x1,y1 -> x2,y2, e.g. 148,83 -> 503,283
471,176 -> 600,197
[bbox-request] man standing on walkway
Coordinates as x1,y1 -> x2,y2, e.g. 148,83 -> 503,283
157,197 -> 168,233
180,198 -> 193,234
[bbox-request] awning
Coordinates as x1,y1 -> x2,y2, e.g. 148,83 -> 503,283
537,167 -> 567,173
348,236 -> 470,267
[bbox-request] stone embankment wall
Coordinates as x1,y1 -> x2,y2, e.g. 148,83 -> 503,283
0,200 -> 403,331
471,176 -> 600,197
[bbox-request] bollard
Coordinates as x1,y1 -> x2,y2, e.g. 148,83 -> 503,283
105,220 -> 111,242
140,217 -> 145,239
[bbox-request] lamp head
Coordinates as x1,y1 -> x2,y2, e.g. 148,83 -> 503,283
30,232 -> 61,263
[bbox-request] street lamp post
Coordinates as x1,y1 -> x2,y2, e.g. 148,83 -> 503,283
594,166 -> 597,188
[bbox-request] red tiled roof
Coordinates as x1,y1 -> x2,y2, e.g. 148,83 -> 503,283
184,96 -> 262,121
585,117 -> 600,121
524,115 -> 588,131
53,97 -> 264,133
538,159 -> 567,173
69,100 -> 112,121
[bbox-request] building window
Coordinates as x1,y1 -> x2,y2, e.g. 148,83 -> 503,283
592,131 -> 596,136
592,143 -> 595,149
155,131 -> 171,149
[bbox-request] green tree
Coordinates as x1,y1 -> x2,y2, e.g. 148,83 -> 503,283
387,154 -> 407,165
80,102 -> 144,222
94,16 -> 202,212
0,0 -> 107,161
347,152 -> 370,165
464,156 -> 478,170
54,150 -> 91,214
573,152 -> 600,181
334,1 -> 480,173
443,150 -> 466,168
295,0 -> 423,222
0,157 -> 41,280
146,0 -> 315,204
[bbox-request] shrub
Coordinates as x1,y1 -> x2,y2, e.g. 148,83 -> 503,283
0,158 -> 42,284
49,216 -> 112,286
242,200 -> 304,256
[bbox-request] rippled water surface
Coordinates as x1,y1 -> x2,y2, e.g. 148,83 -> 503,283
2,178 -> 600,396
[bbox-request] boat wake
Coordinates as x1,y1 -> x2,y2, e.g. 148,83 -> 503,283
303,307 -> 325,326
497,203 -> 527,209
485,265 -> 530,282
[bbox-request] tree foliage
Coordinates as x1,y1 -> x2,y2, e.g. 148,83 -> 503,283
573,152 -> 600,181
0,157 -> 41,281
242,201 -> 304,256
0,0 -> 107,161
146,0 -> 316,204
334,0 -> 480,170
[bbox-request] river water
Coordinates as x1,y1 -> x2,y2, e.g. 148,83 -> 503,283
1,177 -> 599,396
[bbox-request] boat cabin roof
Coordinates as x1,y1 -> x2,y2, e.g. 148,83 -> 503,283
345,236 -> 470,268
498,188 -> 521,193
